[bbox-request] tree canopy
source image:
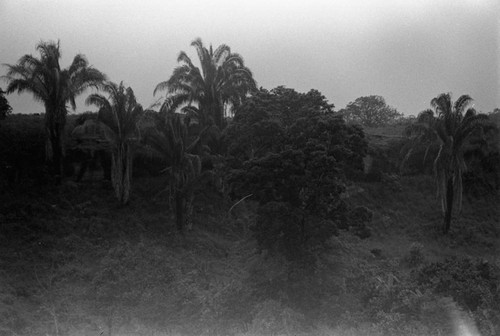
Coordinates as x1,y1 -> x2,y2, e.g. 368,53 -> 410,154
224,86 -> 339,161
339,95 -> 402,127
154,38 -> 257,130
2,40 -> 106,181
226,87 -> 367,257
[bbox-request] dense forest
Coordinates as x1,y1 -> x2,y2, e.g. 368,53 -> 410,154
0,40 -> 499,336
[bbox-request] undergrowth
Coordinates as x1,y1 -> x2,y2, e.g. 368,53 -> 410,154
1,173 -> 499,336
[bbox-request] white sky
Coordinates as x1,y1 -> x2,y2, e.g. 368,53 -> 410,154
0,0 -> 498,116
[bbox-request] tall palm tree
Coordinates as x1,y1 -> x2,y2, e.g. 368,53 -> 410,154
86,81 -> 143,205
406,93 -> 488,233
3,40 -> 106,182
143,112 -> 202,233
154,38 -> 257,130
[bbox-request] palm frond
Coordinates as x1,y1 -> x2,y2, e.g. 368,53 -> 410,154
17,54 -> 43,70
68,54 -> 89,74
213,44 -> 231,64
156,38 -> 256,131
177,51 -> 196,69
453,94 -> 472,114
154,81 -> 170,96
85,93 -> 109,110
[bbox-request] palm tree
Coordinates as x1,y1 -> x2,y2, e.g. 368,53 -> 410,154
406,93 -> 488,233
154,38 -> 257,130
86,81 -> 143,205
3,40 -> 106,182
143,112 -> 202,233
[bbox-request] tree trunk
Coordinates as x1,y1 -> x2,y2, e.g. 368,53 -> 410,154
121,145 -> 131,204
49,125 -> 64,185
111,145 -> 131,205
45,104 -> 67,185
211,98 -> 223,130
443,177 -> 454,234
186,192 -> 194,231
111,151 -> 122,201
175,191 -> 185,234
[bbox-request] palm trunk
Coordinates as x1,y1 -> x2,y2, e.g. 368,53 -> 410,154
111,151 -> 122,201
443,177 -> 454,234
175,191 -> 185,234
48,124 -> 64,185
186,192 -> 194,231
211,98 -> 223,130
45,105 -> 67,185
122,145 -> 132,204
111,144 -> 132,205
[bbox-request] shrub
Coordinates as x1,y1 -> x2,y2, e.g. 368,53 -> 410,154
415,257 -> 500,335
404,242 -> 425,267
344,206 -> 373,239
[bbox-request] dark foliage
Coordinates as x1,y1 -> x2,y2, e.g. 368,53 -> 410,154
67,112 -> 111,181
254,202 -> 338,258
339,95 -> 403,127
225,86 -> 366,172
227,87 -> 367,258
415,257 -> 500,331
0,114 -> 48,187
344,206 -> 373,239
0,88 -> 12,119
463,114 -> 500,195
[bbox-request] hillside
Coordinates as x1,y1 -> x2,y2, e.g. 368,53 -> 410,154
1,122 -> 499,336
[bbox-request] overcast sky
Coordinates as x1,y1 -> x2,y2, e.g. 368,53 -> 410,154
0,0 -> 498,116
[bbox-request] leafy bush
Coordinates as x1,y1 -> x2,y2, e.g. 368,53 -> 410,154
404,242 -> 425,267
344,206 -> 373,239
415,257 -> 500,335
416,257 -> 499,311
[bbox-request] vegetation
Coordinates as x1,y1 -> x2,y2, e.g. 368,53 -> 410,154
2,41 -> 106,183
0,88 -> 11,119
154,38 -> 257,131
404,93 -> 489,233
86,81 -> 143,205
143,112 -> 203,233
226,87 -> 367,257
0,38 -> 499,336
339,95 -> 403,127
